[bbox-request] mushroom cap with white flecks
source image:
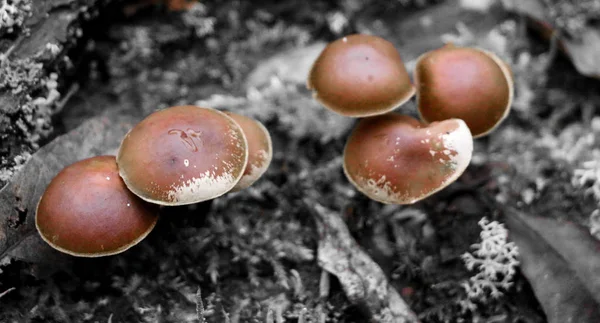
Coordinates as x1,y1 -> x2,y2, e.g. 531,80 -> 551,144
343,114 -> 473,204
117,106 -> 248,205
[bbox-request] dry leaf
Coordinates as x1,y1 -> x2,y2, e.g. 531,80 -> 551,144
506,209 -> 600,323
502,0 -> 600,79
307,201 -> 418,323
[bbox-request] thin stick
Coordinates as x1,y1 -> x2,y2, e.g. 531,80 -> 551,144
0,287 -> 16,299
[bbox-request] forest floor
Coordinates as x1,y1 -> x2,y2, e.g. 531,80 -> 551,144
1,0 -> 600,322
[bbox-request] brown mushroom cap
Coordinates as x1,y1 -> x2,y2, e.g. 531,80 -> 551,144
307,34 -> 415,117
343,114 -> 473,204
414,44 -> 514,137
224,112 -> 273,191
35,156 -> 158,257
117,105 -> 248,205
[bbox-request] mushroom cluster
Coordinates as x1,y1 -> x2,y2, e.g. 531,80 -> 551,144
35,34 -> 512,255
36,106 -> 272,257
308,34 -> 514,204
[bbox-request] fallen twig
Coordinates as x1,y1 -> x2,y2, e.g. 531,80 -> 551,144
305,200 -> 418,323
0,287 -> 15,299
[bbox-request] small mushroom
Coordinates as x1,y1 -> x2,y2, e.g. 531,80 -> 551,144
117,105 -> 248,205
224,112 -> 273,191
307,34 -> 415,117
343,114 -> 473,204
36,156 -> 158,257
414,44 -> 514,137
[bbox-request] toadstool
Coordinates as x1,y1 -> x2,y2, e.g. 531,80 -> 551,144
307,34 -> 415,117
343,113 -> 473,204
36,155 -> 159,257
117,105 -> 248,205
414,44 -> 514,137
224,112 -> 273,191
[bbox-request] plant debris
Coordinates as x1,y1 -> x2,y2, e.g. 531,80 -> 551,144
0,114 -> 137,258
505,208 -> 600,323
308,202 -> 418,323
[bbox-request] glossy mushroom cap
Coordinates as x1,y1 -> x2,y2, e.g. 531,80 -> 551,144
225,112 -> 273,191
414,44 -> 514,137
307,34 -> 415,117
36,156 -> 158,257
117,105 -> 248,205
343,114 -> 473,204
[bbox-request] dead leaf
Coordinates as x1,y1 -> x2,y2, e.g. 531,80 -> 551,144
355,0 -> 509,64
3,233 -> 70,278
0,114 -> 138,259
502,0 -> 600,79
505,209 -> 600,323
307,201 -> 418,323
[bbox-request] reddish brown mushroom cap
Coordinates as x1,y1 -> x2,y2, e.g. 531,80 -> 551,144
414,44 -> 514,137
35,156 -> 158,257
307,34 -> 415,117
117,106 -> 248,205
343,114 -> 473,204
225,112 -> 273,191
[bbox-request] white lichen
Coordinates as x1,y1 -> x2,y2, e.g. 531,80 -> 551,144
574,149 -> 600,240
460,217 -> 520,312
30,73 -> 61,108
0,255 -> 11,274
182,3 -> 216,38
440,21 -> 475,45
326,11 -> 348,35
0,0 -> 32,33
45,43 -> 61,56
542,120 -> 598,164
0,57 -> 43,94
572,150 -> 600,203
0,150 -> 31,184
